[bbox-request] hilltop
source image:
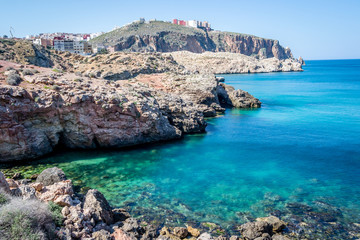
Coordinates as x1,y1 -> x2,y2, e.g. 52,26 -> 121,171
90,21 -> 293,59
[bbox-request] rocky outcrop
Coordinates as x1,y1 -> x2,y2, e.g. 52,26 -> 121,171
0,56 -> 260,162
36,167 -> 67,186
0,171 -> 10,193
91,21 -> 293,60
168,51 -> 303,74
83,189 -> 114,225
217,83 -> 261,108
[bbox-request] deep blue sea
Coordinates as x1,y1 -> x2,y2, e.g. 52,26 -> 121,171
2,60 -> 360,235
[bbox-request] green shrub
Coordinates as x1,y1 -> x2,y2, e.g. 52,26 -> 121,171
0,198 -> 56,240
48,201 -> 63,227
0,192 -> 10,206
52,68 -> 62,73
6,73 -> 22,86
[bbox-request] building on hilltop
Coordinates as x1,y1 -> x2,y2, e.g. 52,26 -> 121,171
172,19 -> 212,31
33,38 -> 53,49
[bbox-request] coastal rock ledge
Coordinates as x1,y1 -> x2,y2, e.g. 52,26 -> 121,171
0,53 -> 261,162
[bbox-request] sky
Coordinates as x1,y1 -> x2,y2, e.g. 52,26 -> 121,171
1,0 -> 360,60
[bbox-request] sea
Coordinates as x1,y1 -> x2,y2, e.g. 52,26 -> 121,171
2,59 -> 360,238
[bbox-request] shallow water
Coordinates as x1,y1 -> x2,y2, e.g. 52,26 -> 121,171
2,60 -> 360,234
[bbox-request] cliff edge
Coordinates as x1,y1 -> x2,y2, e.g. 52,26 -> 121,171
90,21 -> 293,60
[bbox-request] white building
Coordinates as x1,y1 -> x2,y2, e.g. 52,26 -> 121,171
90,32 -> 104,40
187,20 -> 198,28
92,44 -> 106,54
73,41 -> 84,54
54,38 -> 74,52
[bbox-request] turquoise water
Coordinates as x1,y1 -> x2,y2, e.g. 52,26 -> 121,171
2,60 -> 360,234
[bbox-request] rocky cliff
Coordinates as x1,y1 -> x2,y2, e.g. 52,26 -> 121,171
0,52 -> 260,162
90,21 -> 293,59
167,51 -> 303,74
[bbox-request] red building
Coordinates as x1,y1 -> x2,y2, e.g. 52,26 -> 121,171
173,19 -> 178,24
179,20 -> 186,26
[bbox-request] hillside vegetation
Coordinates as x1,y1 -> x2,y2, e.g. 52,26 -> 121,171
90,21 -> 292,59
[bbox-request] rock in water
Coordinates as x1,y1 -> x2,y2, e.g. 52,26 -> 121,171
256,216 -> 286,233
173,227 -> 188,238
228,89 -> 261,108
83,189 -> 114,224
187,226 -> 201,237
36,167 -> 67,186
197,232 -> 214,240
238,221 -> 272,240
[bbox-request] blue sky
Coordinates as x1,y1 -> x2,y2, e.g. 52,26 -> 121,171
1,0 -> 359,60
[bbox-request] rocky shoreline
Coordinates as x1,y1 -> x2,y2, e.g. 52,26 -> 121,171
0,50 -> 263,162
1,167 -> 293,240
167,52 -> 303,75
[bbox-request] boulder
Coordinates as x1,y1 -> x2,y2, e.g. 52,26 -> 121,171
111,229 -> 134,240
256,216 -> 286,233
83,189 -> 114,224
18,185 -> 36,200
272,235 -> 290,240
37,180 -> 74,206
113,208 -> 131,222
5,178 -> 18,189
228,89 -> 261,108
173,227 -> 188,238
121,218 -> 145,238
92,229 -> 112,240
197,233 -> 214,240
36,167 -> 67,186
0,171 -> 10,193
229,236 -> 240,240
32,182 -> 44,192
238,221 -> 272,240
187,226 -> 201,237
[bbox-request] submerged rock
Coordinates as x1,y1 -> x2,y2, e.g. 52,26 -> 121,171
36,167 -> 67,186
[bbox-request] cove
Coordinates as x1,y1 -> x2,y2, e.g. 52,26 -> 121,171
2,60 -> 360,235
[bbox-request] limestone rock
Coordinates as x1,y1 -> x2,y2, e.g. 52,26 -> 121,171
36,167 -> 67,186
187,226 -> 201,237
121,218 -> 145,238
238,221 -> 272,240
92,229 -> 112,240
229,236 -> 240,240
168,52 -> 302,75
272,235 -> 290,240
5,178 -> 18,189
197,233 -> 214,240
32,182 -> 43,192
18,185 -> 36,200
256,216 -> 286,233
37,180 -> 74,206
113,208 -> 131,222
173,227 -> 188,238
0,171 -> 10,193
83,189 -> 114,224
228,89 -> 261,108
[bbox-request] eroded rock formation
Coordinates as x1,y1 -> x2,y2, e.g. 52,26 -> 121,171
0,52 -> 261,162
